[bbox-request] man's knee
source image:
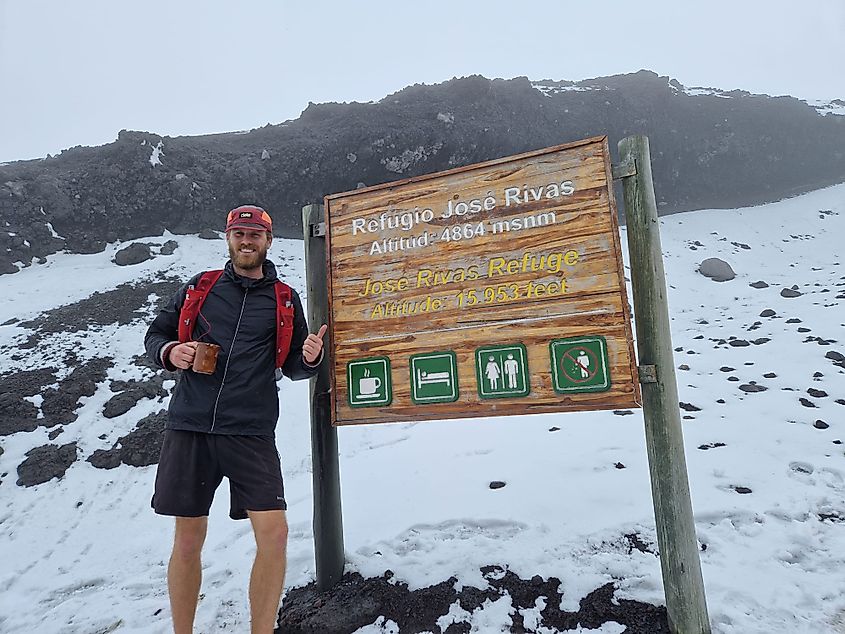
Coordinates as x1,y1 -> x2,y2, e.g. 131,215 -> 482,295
172,517 -> 208,560
250,510 -> 288,552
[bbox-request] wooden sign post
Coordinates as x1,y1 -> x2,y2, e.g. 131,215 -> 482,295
618,136 -> 711,633
325,136 -> 640,426
303,203 -> 345,591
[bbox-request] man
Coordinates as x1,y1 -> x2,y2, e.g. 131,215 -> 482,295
144,205 -> 326,634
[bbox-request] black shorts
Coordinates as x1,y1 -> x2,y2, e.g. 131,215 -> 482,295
152,429 -> 286,520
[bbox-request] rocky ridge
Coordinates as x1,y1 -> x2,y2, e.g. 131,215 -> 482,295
1,70 -> 844,274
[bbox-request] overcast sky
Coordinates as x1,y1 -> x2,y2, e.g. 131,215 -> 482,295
1,0 -> 844,164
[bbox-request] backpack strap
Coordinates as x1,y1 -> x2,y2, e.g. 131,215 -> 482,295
178,270 -> 224,343
273,281 -> 295,369
178,271 -> 294,369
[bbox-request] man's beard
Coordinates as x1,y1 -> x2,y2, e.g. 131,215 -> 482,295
229,242 -> 268,271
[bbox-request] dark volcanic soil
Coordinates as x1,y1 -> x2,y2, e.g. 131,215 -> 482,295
276,568 -> 668,634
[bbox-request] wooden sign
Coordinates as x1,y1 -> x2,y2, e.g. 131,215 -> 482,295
325,136 -> 641,426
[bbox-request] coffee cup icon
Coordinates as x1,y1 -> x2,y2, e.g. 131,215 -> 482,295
359,376 -> 381,396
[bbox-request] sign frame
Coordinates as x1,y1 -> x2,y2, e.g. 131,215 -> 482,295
325,136 -> 641,426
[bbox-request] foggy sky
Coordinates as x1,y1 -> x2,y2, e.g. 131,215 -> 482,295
1,0 -> 843,163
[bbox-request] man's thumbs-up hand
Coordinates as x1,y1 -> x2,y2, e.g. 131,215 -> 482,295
303,324 -> 328,365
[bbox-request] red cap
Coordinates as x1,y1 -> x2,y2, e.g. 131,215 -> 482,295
225,205 -> 273,232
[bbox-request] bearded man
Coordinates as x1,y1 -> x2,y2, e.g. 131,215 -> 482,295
144,205 -> 326,634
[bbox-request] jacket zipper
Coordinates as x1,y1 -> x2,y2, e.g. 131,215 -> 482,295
210,287 -> 249,432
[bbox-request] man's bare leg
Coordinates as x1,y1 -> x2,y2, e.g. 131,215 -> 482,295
247,510 -> 288,634
168,516 -> 208,634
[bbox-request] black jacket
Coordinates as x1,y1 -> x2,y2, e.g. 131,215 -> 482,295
144,259 -> 320,436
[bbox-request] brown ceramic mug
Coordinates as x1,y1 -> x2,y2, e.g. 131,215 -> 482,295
192,342 -> 220,374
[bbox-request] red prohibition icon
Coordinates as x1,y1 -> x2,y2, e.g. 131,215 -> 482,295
561,347 -> 599,383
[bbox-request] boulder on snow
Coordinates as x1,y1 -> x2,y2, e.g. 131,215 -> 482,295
697,258 -> 735,282
87,410 -> 167,470
0,392 -> 39,436
16,442 -> 78,486
159,240 -> 179,255
113,242 -> 153,266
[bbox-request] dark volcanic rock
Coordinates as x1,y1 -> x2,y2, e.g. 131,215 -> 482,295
104,376 -> 170,418
86,448 -> 122,470
40,358 -> 113,428
278,570 -> 669,634
87,410 -> 167,469
19,278 -> 181,339
3,71 -> 845,275
760,309 -> 776,317
160,240 -> 179,255
740,383 -> 767,393
697,258 -> 735,282
16,442 -> 78,486
750,281 -> 769,289
781,288 -> 803,298
102,392 -> 140,418
0,393 -> 40,436
0,368 -> 57,397
120,411 -> 167,467
113,242 -> 153,266
825,350 -> 845,367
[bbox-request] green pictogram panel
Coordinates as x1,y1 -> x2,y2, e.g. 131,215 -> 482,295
347,356 -> 392,407
474,344 -> 530,399
550,336 -> 611,394
409,351 -> 459,404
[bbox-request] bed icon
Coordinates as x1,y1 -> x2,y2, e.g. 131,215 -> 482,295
416,368 -> 451,388
409,351 -> 459,404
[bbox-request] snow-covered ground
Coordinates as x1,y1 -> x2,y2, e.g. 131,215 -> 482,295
0,184 -> 843,633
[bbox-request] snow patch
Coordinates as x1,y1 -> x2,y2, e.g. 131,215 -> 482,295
45,221 -> 65,240
381,143 -> 442,173
806,99 -> 845,116
532,83 -> 605,96
353,616 -> 400,633
149,141 -> 164,167
684,87 -> 733,98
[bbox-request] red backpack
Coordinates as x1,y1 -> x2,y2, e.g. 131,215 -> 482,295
178,270 -> 295,369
